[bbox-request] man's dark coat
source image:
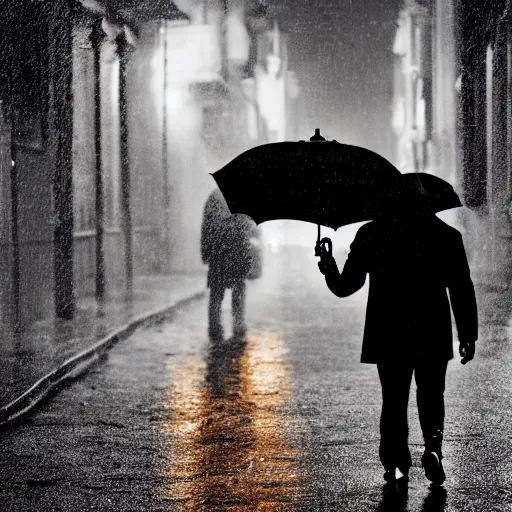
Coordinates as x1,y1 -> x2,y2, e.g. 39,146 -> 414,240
325,214 -> 478,363
201,189 -> 258,288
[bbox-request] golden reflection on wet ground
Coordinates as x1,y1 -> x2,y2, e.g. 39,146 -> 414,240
159,332 -> 302,510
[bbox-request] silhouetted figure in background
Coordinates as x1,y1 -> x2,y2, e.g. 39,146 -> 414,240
201,188 -> 259,342
318,186 -> 478,486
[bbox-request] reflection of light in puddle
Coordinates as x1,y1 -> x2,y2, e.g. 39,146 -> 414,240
159,332 -> 302,509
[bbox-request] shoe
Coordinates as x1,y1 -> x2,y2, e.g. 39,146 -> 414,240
383,467 -> 409,483
422,450 -> 446,485
383,470 -> 395,482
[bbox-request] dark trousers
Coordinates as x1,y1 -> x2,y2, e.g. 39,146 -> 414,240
208,280 -> 246,337
377,358 -> 448,471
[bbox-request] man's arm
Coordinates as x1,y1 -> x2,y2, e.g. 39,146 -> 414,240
447,232 -> 478,363
319,230 -> 368,297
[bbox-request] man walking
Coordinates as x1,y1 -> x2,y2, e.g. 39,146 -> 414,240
201,188 -> 259,342
318,186 -> 478,485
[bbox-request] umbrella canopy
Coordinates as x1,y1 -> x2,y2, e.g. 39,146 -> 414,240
400,172 -> 462,213
212,140 -> 402,231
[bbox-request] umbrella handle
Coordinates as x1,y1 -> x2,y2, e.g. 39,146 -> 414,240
319,237 -> 332,256
314,224 -> 321,256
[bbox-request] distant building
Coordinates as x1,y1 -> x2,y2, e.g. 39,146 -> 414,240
0,0 -> 298,327
393,0 -> 512,288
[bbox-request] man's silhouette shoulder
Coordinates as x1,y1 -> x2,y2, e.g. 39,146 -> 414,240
427,217 -> 465,247
359,215 -> 462,236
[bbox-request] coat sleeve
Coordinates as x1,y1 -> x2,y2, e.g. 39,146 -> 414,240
324,227 -> 368,297
447,232 -> 478,343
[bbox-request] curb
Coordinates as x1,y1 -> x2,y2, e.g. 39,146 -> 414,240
0,290 -> 205,428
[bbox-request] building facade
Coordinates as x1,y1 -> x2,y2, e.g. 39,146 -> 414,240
393,0 -> 512,288
0,0 -> 294,328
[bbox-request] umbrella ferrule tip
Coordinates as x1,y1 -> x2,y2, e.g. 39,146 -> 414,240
310,128 -> 326,142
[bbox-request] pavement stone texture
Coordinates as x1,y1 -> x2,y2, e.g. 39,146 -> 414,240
0,275 -> 206,407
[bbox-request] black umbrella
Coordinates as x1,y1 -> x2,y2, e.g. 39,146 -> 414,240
211,131 -> 402,232
400,172 -> 462,212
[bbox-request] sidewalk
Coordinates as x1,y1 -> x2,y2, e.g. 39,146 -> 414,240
0,274 -> 206,426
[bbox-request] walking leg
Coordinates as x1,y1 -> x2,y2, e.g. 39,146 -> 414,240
232,280 -> 247,337
415,358 -> 448,484
415,359 -> 448,455
377,363 -> 414,475
208,284 -> 225,341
